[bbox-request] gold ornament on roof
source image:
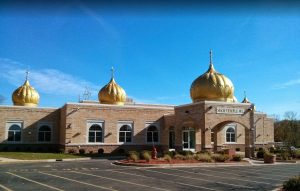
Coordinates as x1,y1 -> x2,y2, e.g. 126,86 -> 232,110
98,67 -> 126,105
12,70 -> 40,107
190,50 -> 235,103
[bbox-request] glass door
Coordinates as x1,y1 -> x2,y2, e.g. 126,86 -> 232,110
182,127 -> 195,151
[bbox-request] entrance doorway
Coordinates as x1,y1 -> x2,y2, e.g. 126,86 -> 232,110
182,127 -> 195,151
169,128 -> 175,150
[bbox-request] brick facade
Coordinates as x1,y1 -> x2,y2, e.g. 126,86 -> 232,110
0,101 -> 274,157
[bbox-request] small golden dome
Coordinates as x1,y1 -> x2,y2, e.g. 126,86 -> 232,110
12,74 -> 40,107
190,51 -> 235,103
98,68 -> 126,105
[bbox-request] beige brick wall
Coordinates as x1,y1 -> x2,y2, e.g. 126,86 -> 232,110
0,106 -> 60,144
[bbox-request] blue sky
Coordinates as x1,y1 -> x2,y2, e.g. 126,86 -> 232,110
0,1 -> 300,119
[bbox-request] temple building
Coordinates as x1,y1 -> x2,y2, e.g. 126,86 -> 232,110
0,51 -> 274,157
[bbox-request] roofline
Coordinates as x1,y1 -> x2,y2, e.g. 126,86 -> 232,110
0,105 -> 59,110
175,100 -> 252,108
65,102 -> 175,110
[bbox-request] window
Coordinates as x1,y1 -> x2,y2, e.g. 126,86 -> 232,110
147,125 -> 159,143
119,125 -> 132,143
226,127 -> 236,143
38,125 -> 52,142
88,124 -> 103,143
8,124 -> 21,142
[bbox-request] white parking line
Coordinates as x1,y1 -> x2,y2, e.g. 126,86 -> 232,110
39,172 -> 117,191
0,183 -> 13,191
145,169 -> 253,189
170,168 -> 271,185
216,167 -> 292,178
6,172 -> 64,191
109,170 -> 219,191
194,168 -> 284,181
71,171 -> 170,191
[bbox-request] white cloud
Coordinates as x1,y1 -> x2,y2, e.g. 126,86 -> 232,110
0,58 -> 99,97
273,79 -> 300,89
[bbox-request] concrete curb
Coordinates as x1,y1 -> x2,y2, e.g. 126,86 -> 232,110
113,160 -> 252,168
0,156 -> 125,164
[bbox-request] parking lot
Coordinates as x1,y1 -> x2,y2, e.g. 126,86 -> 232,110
0,159 -> 299,191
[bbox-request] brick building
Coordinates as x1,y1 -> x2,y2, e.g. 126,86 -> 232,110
0,53 -> 274,157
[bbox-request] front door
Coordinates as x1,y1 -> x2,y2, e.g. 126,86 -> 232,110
182,127 -> 195,151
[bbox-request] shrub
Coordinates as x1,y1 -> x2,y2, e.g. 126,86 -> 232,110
79,148 -> 85,155
295,150 -> 300,159
178,150 -> 193,156
140,150 -> 151,159
174,154 -> 185,160
98,148 -> 104,155
235,148 -> 241,152
117,149 -> 125,155
283,176 -> 300,191
57,148 -> 65,153
163,151 -> 176,158
256,150 -> 264,158
128,152 -> 139,162
68,149 -> 76,154
141,151 -> 151,162
269,147 -> 275,153
194,153 -> 212,162
164,154 -> 172,162
89,150 -> 93,154
183,154 -> 194,160
232,154 -> 243,161
277,150 -> 290,160
212,154 -> 229,162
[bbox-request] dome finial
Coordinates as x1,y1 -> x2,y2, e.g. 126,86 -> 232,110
209,49 -> 213,65
242,90 -> 251,103
111,66 -> 114,79
25,69 -> 29,81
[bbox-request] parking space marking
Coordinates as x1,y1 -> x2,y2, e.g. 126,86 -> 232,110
216,167 -> 292,178
39,172 -> 117,191
196,168 -> 283,181
145,169 -> 253,189
110,170 -> 219,191
171,168 -> 271,185
71,171 -> 170,191
6,172 -> 64,191
0,183 -> 13,191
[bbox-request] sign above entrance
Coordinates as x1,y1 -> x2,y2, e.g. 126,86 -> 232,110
216,107 -> 245,115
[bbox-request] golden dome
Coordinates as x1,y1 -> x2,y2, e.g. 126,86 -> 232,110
98,69 -> 126,105
190,51 -> 235,103
12,74 -> 40,107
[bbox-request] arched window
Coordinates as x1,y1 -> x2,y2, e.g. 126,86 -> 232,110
119,125 -> 132,143
8,124 -> 21,142
147,125 -> 159,143
226,127 -> 236,143
88,124 -> 103,143
38,125 -> 52,142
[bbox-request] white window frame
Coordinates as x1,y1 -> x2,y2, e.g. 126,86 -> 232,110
117,121 -> 133,144
6,121 -> 23,143
37,122 -> 53,143
225,124 -> 237,143
145,122 -> 160,144
86,120 -> 104,144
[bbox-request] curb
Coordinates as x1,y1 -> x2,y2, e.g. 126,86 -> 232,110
113,160 -> 252,168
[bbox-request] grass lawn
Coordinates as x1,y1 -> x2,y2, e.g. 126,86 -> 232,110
0,152 -> 86,160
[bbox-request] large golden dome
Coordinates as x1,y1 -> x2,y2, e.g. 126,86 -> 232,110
190,51 -> 235,103
12,74 -> 40,107
98,69 -> 126,105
